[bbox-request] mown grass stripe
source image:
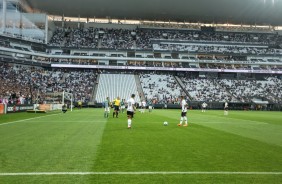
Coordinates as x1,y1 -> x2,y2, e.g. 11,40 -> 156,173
1,171 -> 282,176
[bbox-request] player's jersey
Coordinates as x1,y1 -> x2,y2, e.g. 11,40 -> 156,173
121,101 -> 125,106
127,98 -> 135,112
225,102 -> 228,108
142,101 -> 146,107
181,99 -> 187,112
202,103 -> 207,108
114,99 -> 121,106
104,100 -> 109,108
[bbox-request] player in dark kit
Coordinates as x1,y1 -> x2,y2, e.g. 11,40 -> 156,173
62,104 -> 67,113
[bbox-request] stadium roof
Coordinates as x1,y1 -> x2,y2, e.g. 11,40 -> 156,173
25,0 -> 282,26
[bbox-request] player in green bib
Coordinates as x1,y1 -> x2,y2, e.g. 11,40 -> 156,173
120,99 -> 125,113
103,97 -> 110,118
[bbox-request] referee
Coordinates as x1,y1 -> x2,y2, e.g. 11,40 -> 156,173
113,97 -> 121,118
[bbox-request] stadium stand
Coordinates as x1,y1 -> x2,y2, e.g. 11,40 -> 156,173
95,73 -> 140,103
0,63 -> 97,104
154,43 -> 282,55
2,60 -> 280,106
48,27 -> 282,50
218,77 -> 282,103
1,14 -> 282,109
179,77 -> 238,102
140,73 -> 182,104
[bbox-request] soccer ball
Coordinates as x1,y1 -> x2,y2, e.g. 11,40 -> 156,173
163,121 -> 168,126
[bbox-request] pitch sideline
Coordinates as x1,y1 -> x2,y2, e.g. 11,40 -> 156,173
0,113 -> 61,126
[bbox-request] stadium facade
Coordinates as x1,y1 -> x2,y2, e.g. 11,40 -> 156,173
0,0 -> 282,111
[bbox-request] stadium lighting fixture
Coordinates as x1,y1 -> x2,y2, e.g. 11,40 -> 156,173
263,0 -> 276,4
272,0 -> 276,4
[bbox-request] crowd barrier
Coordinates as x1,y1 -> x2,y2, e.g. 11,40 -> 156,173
0,104 -> 64,114
6,104 -> 34,113
0,104 -> 6,114
35,104 -> 64,111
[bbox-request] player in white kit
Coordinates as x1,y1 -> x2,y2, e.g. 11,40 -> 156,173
127,94 -> 136,129
202,102 -> 207,112
178,96 -> 188,127
224,102 -> 228,116
141,100 -> 146,113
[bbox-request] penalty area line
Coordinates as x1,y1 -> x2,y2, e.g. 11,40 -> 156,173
0,171 -> 282,176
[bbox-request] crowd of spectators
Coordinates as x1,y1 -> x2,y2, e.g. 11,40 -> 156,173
49,28 -> 99,48
265,77 -> 282,103
63,71 -> 96,102
1,61 -> 281,105
176,74 -> 282,103
49,28 -> 134,49
48,27 -> 282,50
180,77 -> 238,102
141,23 -> 274,33
137,29 -> 279,46
217,77 -> 282,103
0,63 -> 97,105
139,73 -> 282,104
100,29 -> 135,49
0,63 -> 33,105
31,55 -> 282,71
48,28 -> 66,46
140,73 -> 183,104
140,23 -> 201,30
154,44 -> 282,55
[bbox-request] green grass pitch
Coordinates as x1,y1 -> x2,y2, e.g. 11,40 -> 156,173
0,109 -> 281,183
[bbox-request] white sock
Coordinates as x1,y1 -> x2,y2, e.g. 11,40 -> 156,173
180,117 -> 183,124
128,119 -> 132,127
184,117 -> 187,124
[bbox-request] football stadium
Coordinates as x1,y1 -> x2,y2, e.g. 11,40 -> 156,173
0,0 -> 282,183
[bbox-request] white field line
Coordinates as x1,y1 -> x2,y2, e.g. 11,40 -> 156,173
195,121 -> 267,125
0,113 -> 60,126
0,111 -> 105,126
30,121 -> 107,123
191,114 -> 269,125
0,171 -> 282,176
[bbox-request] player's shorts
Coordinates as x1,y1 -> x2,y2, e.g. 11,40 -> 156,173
114,105 -> 120,111
181,112 -> 187,117
202,107 -> 206,109
105,107 -> 110,112
224,107 -> 228,111
127,111 -> 134,118
149,106 -> 152,109
121,105 -> 125,109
